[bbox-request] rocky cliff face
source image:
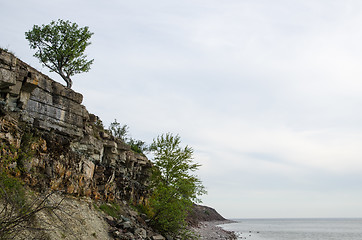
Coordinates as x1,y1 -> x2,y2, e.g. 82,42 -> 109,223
0,49 -> 151,204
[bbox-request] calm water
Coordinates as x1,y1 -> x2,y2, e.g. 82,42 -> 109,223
220,218 -> 362,240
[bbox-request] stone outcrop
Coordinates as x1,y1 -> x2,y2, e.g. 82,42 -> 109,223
187,204 -> 226,226
0,49 -> 152,203
0,49 -> 237,240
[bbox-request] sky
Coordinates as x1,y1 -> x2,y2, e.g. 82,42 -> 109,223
2,0 -> 362,219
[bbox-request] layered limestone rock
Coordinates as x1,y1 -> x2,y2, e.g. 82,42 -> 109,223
0,49 -> 151,203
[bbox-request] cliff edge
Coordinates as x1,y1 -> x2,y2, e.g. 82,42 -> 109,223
0,49 -> 234,239
0,49 -> 151,203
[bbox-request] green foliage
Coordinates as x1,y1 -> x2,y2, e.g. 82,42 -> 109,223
0,170 -> 26,208
148,133 -> 206,239
0,132 -> 37,174
0,171 -> 26,239
108,119 -> 148,154
0,169 -> 45,239
0,138 -> 60,239
94,118 -> 105,131
25,19 -> 94,88
0,144 -> 18,172
18,132 -> 37,172
0,139 -> 35,207
128,138 -> 148,154
0,133 -> 39,195
0,172 -> 61,240
108,119 -> 129,141
98,202 -> 121,219
133,203 -> 153,217
20,131 -> 37,150
90,117 -> 105,140
1,145 -> 24,175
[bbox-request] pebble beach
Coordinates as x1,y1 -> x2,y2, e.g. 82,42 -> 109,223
192,221 -> 238,240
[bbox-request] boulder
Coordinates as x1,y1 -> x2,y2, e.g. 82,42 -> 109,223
152,235 -> 166,240
135,228 -> 147,239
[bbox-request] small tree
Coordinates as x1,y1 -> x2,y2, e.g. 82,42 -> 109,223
25,19 -> 94,88
108,119 -> 129,141
108,119 -> 148,154
148,133 -> 206,239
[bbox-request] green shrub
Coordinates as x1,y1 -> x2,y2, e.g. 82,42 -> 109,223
0,170 -> 26,208
148,133 -> 206,239
107,119 -> 148,154
98,202 -> 121,218
108,119 -> 128,141
128,139 -> 148,155
133,203 -> 153,217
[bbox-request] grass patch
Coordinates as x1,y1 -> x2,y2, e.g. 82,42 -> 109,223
132,203 -> 153,217
0,170 -> 26,207
98,202 -> 121,218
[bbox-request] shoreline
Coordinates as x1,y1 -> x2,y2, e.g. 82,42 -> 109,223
191,220 -> 238,239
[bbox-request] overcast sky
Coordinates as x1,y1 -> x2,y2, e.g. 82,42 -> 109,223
2,0 -> 362,219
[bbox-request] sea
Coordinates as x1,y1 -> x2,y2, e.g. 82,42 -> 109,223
220,218 -> 362,240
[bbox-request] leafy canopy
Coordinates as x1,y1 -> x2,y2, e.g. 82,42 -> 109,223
148,133 -> 206,239
25,19 -> 94,88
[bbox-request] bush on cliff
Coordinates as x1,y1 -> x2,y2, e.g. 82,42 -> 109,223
108,119 -> 148,154
147,133 -> 206,239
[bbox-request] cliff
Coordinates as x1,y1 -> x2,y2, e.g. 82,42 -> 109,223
0,50 -> 234,240
0,49 -> 151,204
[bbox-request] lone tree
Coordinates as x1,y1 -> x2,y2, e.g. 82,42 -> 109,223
148,133 -> 206,239
25,19 -> 94,88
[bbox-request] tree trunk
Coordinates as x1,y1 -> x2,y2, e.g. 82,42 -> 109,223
64,76 -> 72,89
58,69 -> 73,88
